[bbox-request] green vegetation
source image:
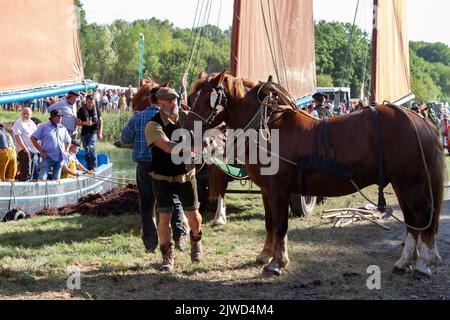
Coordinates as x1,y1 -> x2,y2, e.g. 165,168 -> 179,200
0,111 -> 47,124
0,110 -> 133,144
75,1 -> 450,103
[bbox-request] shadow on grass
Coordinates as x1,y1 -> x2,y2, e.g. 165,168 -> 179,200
0,200 -> 448,300
0,214 -> 141,250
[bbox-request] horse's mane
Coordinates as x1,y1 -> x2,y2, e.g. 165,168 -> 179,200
190,73 -> 257,102
132,78 -> 159,112
190,73 -> 318,122
297,109 -> 318,120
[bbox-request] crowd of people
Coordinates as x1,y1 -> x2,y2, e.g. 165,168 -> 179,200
0,90 -> 107,182
0,86 -> 135,114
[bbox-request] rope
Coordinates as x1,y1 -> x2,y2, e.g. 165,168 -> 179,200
185,0 -> 208,75
259,0 -> 281,83
94,174 -> 135,183
257,81 -> 297,110
45,181 -> 49,209
341,0 -> 360,86
382,104 -> 435,231
235,91 -> 435,231
188,110 -> 209,123
86,174 -> 132,187
193,0 -> 213,72
76,176 -> 83,198
8,182 -> 18,212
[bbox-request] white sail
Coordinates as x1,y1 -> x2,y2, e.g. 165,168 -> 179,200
230,0 -> 316,98
370,0 -> 412,105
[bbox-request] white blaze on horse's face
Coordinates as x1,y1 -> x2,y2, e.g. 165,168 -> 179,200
209,89 -> 225,113
210,90 -> 218,109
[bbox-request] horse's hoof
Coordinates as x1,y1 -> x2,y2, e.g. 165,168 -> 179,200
411,268 -> 431,280
212,218 -> 226,228
431,253 -> 443,266
263,265 -> 281,277
392,264 -> 412,274
256,254 -> 271,266
412,259 -> 432,279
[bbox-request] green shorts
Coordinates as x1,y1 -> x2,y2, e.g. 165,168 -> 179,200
152,178 -> 200,213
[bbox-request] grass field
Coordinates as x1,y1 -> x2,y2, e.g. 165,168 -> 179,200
1,175 -> 449,300
1,109 -> 449,300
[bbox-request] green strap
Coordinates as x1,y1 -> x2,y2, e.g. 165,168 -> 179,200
209,156 -> 248,179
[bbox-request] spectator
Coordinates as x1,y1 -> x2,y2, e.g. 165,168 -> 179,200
306,103 -> 319,117
440,113 -> 448,150
31,110 -> 71,181
119,92 -> 127,110
0,123 -> 17,181
48,91 -> 80,140
94,89 -> 101,107
100,92 -> 109,112
121,85 -> 188,255
12,107 -> 39,181
111,90 -> 119,111
125,85 -> 133,108
61,140 -> 94,178
312,93 -> 333,118
76,94 -> 102,171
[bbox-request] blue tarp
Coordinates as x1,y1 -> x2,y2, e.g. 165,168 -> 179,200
0,81 -> 98,104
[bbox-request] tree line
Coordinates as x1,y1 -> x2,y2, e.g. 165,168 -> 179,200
77,3 -> 449,102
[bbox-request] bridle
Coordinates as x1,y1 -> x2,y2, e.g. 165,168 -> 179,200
188,82 -> 228,132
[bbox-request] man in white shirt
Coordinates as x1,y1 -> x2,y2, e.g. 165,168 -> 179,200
12,107 -> 39,181
48,91 -> 80,140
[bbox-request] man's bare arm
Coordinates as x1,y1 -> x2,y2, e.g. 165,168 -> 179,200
153,136 -> 177,154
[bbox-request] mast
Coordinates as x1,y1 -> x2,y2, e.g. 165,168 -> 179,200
370,0 -> 378,106
230,0 -> 243,77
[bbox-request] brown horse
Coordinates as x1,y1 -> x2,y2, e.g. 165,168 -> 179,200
184,70 -> 444,277
132,78 -> 173,112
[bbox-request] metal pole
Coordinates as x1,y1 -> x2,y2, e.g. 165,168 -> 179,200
138,33 -> 144,86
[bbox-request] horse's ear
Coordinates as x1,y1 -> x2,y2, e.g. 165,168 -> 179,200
212,69 -> 227,86
161,80 -> 172,88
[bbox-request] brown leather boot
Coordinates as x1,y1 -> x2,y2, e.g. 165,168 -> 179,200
190,231 -> 203,263
159,242 -> 174,272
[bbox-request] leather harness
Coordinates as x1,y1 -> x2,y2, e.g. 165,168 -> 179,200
297,107 -> 388,212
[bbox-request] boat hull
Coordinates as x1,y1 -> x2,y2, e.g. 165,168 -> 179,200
0,163 -> 113,221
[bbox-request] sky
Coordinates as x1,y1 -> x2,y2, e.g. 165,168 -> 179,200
80,0 -> 450,46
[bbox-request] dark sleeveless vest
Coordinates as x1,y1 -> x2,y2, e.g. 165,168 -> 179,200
149,112 -> 193,177
314,105 -> 332,119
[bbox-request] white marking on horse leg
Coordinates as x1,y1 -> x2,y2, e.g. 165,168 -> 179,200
212,196 -> 226,226
279,235 -> 289,268
257,231 -> 273,265
413,236 -> 439,277
433,238 -> 443,265
393,233 -> 417,273
263,235 -> 289,276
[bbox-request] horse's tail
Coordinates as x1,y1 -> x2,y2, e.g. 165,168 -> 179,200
425,125 -> 445,234
429,137 -> 447,234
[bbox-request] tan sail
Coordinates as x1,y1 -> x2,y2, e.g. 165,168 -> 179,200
231,0 -> 316,98
0,0 -> 84,93
370,0 -> 411,105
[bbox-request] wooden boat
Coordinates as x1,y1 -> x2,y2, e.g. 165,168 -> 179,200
0,153 -> 113,221
0,0 -> 109,222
